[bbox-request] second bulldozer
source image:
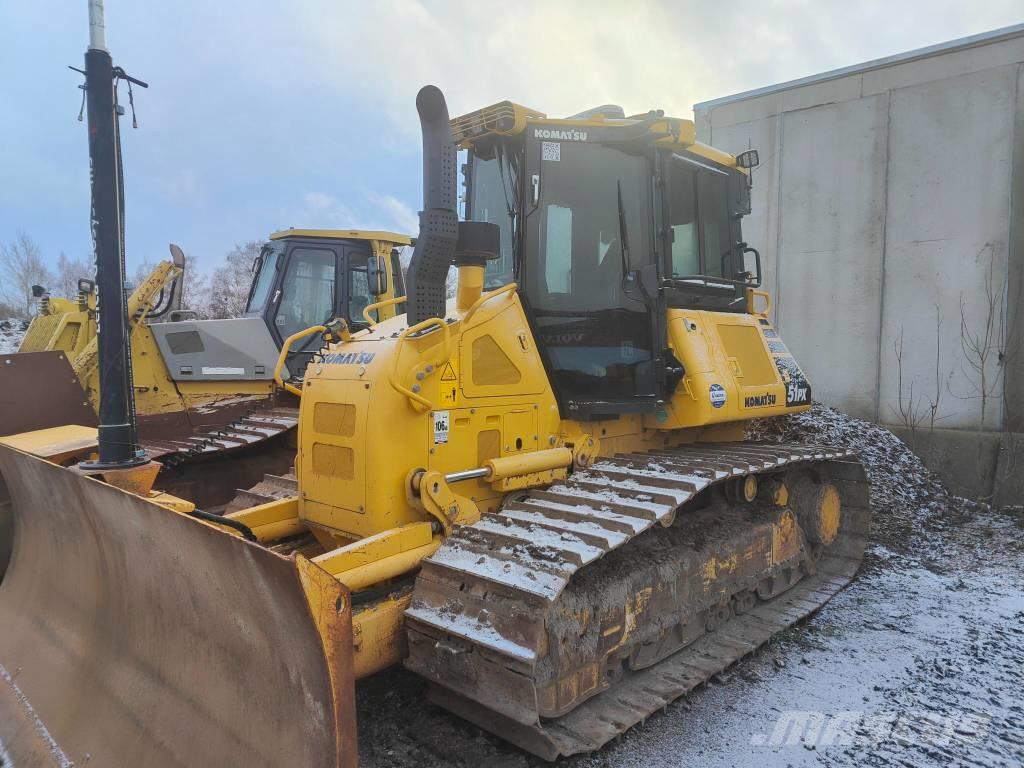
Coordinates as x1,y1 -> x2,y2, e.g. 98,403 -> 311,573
4,229 -> 409,494
0,86 -> 869,766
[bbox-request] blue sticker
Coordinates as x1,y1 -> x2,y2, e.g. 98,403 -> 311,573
710,383 -> 727,409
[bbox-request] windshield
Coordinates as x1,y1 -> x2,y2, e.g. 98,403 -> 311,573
246,243 -> 282,314
528,141 -> 651,311
467,152 -> 515,288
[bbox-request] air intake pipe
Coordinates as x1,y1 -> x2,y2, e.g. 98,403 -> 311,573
405,85 -> 459,325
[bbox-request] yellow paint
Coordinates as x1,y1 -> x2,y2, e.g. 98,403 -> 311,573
147,491 -> 197,515
817,484 -> 842,546
455,265 -> 485,311
226,497 -> 303,542
270,229 -> 411,246
771,511 -> 801,565
313,523 -> 434,576
0,425 -> 97,462
352,593 -> 412,679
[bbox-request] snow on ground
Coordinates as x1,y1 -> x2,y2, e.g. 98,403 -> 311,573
354,404 -> 1024,768
0,318 -> 27,355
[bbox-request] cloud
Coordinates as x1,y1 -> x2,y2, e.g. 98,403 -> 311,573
287,190 -> 418,235
155,168 -> 199,204
294,191 -> 359,229
291,0 -> 1024,141
366,192 -> 419,234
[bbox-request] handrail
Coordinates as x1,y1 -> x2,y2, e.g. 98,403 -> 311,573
389,317 -> 451,412
362,295 -> 404,326
274,324 -> 327,396
461,282 -> 517,326
745,287 -> 772,319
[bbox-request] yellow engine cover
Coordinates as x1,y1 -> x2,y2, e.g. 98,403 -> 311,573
650,308 -> 812,430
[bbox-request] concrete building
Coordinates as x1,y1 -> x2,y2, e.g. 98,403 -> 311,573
694,25 -> 1024,502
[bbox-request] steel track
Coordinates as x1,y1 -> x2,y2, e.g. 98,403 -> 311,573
404,442 -> 871,760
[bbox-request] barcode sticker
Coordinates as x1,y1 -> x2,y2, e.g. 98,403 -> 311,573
433,410 -> 450,444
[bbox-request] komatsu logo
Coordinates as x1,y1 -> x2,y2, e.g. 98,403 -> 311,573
744,392 -> 777,408
322,351 -> 376,365
541,332 -> 585,344
534,128 -> 588,141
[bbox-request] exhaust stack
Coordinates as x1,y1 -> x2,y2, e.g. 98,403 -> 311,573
406,85 -> 502,324
405,86 -> 459,325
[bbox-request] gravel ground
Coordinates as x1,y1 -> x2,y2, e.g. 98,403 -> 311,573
356,405 -> 1024,768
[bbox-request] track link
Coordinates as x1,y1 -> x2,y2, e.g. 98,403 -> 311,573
404,442 -> 870,760
143,405 -> 299,466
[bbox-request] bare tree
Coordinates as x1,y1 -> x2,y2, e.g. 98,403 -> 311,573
55,252 -> 93,298
890,328 -> 928,444
951,243 -> 1021,431
945,242 -> 1024,498
131,259 -> 158,290
0,232 -> 55,317
207,242 -> 260,319
178,252 -> 209,317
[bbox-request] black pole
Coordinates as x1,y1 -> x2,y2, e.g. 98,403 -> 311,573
82,42 -> 144,468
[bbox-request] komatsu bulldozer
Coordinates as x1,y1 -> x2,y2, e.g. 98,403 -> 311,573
0,84 -> 870,766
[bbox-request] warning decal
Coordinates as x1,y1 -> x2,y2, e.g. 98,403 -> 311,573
440,361 -> 457,381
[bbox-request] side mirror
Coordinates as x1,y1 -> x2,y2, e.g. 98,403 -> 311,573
367,254 -> 387,296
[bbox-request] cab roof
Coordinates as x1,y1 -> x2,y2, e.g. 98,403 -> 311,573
269,229 -> 412,245
450,100 -> 738,169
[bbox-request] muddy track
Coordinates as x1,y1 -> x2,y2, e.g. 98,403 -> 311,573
405,442 -> 869,759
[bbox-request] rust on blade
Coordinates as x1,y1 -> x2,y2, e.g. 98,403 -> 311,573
0,351 -> 96,436
0,445 -> 356,768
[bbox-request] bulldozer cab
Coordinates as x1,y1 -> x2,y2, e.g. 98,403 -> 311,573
460,104 -> 759,419
247,230 -> 410,377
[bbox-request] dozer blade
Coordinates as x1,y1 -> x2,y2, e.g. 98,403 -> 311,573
0,351 -> 96,437
0,445 -> 356,768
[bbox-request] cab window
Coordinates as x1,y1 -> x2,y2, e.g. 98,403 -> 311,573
667,155 -> 735,278
347,251 -> 373,323
467,153 -> 515,288
246,244 -> 281,314
273,248 -> 335,339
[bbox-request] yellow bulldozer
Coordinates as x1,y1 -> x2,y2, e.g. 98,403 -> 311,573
0,80 -> 870,766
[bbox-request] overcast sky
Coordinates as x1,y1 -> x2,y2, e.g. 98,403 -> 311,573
1,1 -> 1021,276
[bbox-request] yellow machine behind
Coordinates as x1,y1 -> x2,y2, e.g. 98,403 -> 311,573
0,86 -> 870,766
3,229 -> 409,503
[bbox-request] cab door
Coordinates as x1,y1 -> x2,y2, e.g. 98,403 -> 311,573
521,133 -> 662,418
270,242 -> 340,378
342,244 -> 375,331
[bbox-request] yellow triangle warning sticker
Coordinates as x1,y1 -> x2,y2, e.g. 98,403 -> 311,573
440,361 -> 457,381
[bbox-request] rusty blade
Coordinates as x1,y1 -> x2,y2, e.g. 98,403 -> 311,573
0,351 -> 96,436
0,446 -> 356,768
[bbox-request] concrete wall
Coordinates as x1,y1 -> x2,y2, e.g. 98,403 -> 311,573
695,28 -> 1024,499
